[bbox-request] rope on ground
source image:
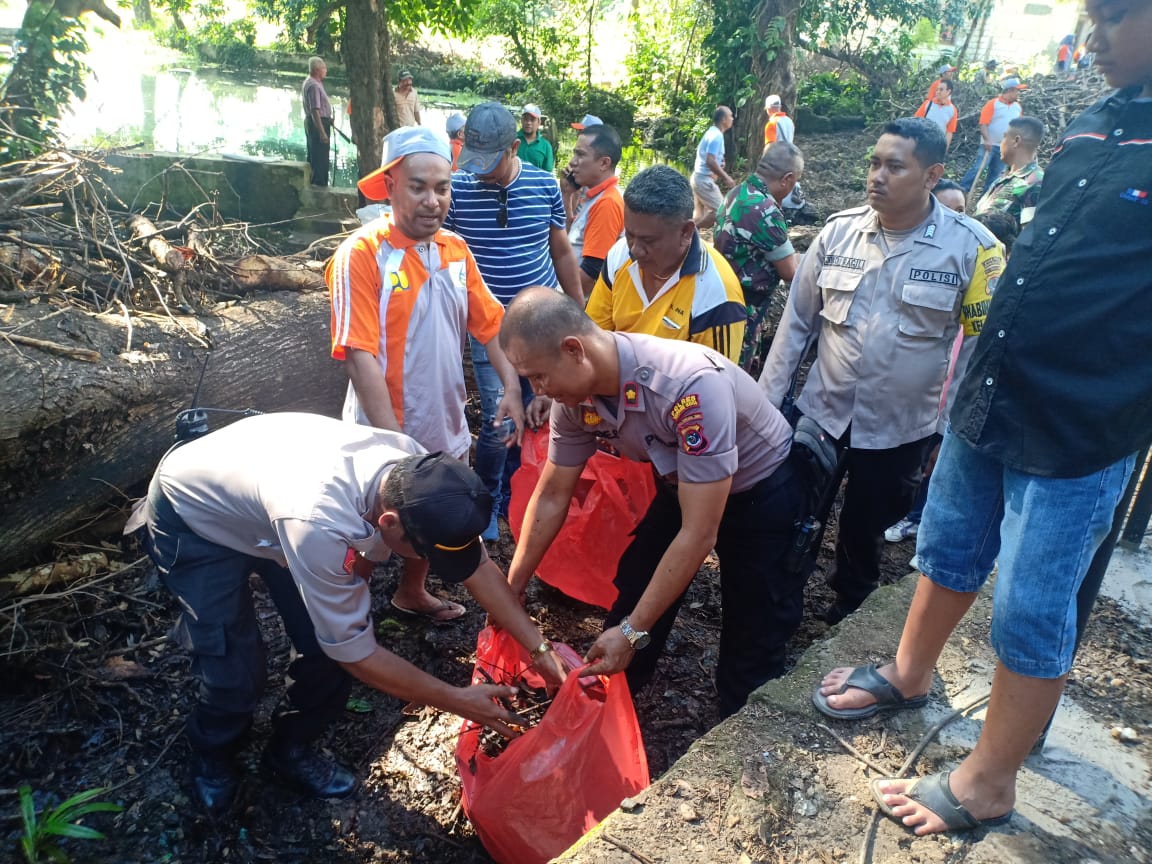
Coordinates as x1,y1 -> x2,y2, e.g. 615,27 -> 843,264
826,691 -> 992,864
816,724 -> 895,776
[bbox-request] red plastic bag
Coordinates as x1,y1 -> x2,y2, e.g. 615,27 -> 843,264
509,426 -> 656,609
455,627 -> 650,864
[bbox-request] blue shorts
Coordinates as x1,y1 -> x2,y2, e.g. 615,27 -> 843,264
916,429 -> 1136,679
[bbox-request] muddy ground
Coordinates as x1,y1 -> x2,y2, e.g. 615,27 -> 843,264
0,489 -> 920,864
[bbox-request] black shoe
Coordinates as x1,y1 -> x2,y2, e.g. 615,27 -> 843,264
190,750 -> 239,817
262,743 -> 357,799
819,598 -> 861,626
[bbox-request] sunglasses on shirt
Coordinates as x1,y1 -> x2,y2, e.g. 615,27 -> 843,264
496,187 -> 508,228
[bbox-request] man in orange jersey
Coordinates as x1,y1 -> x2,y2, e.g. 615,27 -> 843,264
961,78 -> 1026,194
926,64 -> 955,101
914,78 -> 959,150
327,126 -> 526,622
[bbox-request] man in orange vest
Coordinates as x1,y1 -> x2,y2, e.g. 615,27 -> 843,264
763,94 -> 795,146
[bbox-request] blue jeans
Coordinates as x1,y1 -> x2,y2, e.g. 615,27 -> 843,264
143,473 -> 352,755
905,432 -> 942,525
470,336 -> 533,519
916,429 -> 1136,678
960,146 -> 1004,194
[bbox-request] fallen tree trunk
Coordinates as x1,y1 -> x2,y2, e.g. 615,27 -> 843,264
228,254 -> 327,293
0,289 -> 345,572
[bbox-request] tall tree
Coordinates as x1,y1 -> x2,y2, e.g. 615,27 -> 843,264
1,0 -> 121,159
256,0 -> 481,180
707,0 -> 978,169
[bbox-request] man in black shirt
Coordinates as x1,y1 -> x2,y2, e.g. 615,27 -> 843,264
814,0 -> 1152,836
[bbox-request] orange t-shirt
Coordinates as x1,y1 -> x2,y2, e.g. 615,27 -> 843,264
916,98 -> 959,134
327,217 -> 503,456
578,176 -> 625,260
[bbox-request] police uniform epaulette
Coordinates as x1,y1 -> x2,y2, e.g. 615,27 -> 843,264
946,208 -> 1001,251
825,204 -> 873,222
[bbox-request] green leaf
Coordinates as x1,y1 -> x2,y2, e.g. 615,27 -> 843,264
345,697 -> 374,714
44,823 -> 107,841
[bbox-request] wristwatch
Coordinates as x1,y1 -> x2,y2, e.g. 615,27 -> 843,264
619,616 -> 651,650
529,640 -> 554,662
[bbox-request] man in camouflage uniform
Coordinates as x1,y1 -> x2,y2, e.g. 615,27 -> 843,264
714,142 -> 804,369
974,116 -> 1045,228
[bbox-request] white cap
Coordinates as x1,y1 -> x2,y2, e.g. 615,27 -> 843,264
570,114 -> 603,130
522,104 -> 542,118
765,94 -> 782,109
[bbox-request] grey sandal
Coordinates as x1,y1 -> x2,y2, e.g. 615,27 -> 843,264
812,664 -> 928,720
870,771 -> 1013,832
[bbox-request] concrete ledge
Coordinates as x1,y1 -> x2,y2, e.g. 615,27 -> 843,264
555,574 -> 1152,864
101,152 -> 309,222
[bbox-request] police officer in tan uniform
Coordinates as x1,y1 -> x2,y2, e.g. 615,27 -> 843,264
501,287 -> 805,717
760,117 -> 1004,625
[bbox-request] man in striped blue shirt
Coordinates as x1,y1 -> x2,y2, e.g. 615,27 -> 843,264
446,102 -> 583,540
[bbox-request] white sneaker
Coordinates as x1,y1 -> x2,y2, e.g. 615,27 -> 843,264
883,518 -> 919,543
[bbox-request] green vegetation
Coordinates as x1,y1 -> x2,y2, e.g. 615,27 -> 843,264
18,785 -> 122,864
0,0 -> 983,168
799,72 -> 870,118
1,1 -> 103,160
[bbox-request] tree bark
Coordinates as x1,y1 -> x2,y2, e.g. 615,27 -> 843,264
377,6 -> 399,133
344,0 -> 386,180
0,290 -> 345,572
132,0 -> 151,26
733,0 -> 800,168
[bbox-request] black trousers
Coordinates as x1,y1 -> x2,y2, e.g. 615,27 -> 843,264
606,458 -> 806,717
828,433 -> 937,608
305,116 -> 332,187
142,477 -> 352,756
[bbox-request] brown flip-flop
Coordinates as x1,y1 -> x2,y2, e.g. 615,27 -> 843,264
390,597 -> 466,624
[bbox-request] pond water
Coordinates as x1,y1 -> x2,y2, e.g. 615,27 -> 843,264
61,32 -> 666,188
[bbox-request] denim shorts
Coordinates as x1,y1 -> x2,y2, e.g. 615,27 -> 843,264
916,429 -> 1136,678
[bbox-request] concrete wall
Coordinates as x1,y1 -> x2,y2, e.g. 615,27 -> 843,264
100,152 -> 311,223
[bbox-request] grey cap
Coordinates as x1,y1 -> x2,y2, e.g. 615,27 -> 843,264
445,111 -> 467,136
458,102 -> 518,174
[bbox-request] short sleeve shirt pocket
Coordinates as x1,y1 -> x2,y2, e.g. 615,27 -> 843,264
898,282 -> 957,338
818,269 -> 862,326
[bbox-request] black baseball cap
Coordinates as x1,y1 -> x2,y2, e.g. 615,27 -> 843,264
392,453 -> 491,583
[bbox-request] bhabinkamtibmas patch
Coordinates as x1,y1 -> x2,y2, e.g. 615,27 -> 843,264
961,246 -> 1005,336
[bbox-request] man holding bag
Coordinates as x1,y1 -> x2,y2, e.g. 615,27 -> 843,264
135,413 -> 565,816
501,287 -> 806,717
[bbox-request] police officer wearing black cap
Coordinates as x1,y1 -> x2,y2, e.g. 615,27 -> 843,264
134,412 -> 565,816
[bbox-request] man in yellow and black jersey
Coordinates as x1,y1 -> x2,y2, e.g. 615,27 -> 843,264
586,165 -> 746,364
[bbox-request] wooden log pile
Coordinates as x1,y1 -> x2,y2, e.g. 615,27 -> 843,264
0,143 -> 330,319
0,141 -> 350,572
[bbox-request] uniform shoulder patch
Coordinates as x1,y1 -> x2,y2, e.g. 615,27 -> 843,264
669,393 -> 700,422
826,204 -> 872,222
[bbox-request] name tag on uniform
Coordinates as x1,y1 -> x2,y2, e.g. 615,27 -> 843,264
661,316 -> 681,330
908,268 -> 960,286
